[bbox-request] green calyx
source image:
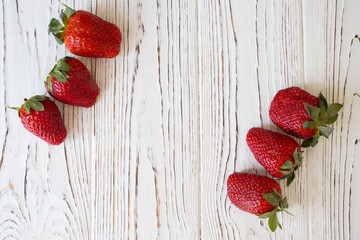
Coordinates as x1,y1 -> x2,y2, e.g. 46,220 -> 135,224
301,93 -> 342,148
259,189 -> 293,232
9,95 -> 47,117
46,57 -> 72,94
278,148 -> 303,186
48,4 -> 75,44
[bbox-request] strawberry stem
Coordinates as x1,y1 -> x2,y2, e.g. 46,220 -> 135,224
8,106 -> 21,117
283,209 -> 295,217
8,106 -> 20,111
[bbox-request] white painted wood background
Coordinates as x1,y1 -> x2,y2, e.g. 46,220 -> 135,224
0,0 -> 359,239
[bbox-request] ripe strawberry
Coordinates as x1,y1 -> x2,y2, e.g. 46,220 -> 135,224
45,57 -> 99,107
10,96 -> 67,145
227,173 -> 289,232
246,127 -> 302,186
269,87 -> 342,147
48,5 -> 122,58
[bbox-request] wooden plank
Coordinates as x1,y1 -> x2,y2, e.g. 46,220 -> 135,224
0,0 -> 200,239
88,0 -> 199,238
302,0 -> 360,239
199,0 -> 304,239
199,0 -> 360,239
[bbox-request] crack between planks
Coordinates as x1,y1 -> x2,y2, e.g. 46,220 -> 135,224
193,0 -> 201,238
23,145 -> 30,202
156,0 -> 165,237
255,0 -> 263,128
347,93 -> 360,239
0,0 -> 8,171
337,35 -> 360,240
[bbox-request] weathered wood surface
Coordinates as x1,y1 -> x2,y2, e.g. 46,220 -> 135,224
0,0 -> 359,239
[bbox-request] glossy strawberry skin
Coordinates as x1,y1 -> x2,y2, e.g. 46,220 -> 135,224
64,10 -> 121,58
269,87 -> 319,139
227,173 -> 282,215
20,98 -> 66,145
46,58 -> 99,107
246,128 -> 301,178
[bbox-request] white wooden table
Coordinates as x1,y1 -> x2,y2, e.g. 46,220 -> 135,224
1,0 -> 359,239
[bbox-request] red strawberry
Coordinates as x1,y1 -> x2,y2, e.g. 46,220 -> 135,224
10,96 -> 67,145
227,173 -> 289,232
48,5 -> 121,58
46,57 -> 99,107
246,127 -> 302,186
269,87 -> 342,147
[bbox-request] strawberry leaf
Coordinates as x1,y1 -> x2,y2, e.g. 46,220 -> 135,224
23,102 -> 30,114
23,95 -> 47,114
49,57 -> 72,84
305,94 -> 342,144
304,104 -> 321,121
327,103 -> 342,118
312,131 -> 320,145
303,120 -> 318,129
278,150 -> 303,186
53,34 -> 65,44
259,209 -> 277,219
258,190 -> 292,232
33,95 -> 47,101
318,126 -> 334,138
301,139 -> 311,147
62,4 -> 76,19
48,4 -> 75,44
281,160 -> 294,170
28,100 -> 44,112
324,115 -> 338,124
52,71 -> 68,83
279,197 -> 288,209
278,149 -> 303,186
60,11 -> 68,26
268,214 -> 281,232
272,188 -> 282,198
278,170 -> 292,175
57,59 -> 71,71
263,190 -> 282,207
286,173 -> 295,186
301,130 -> 320,148
46,75 -> 54,95
10,96 -> 46,117
48,18 -> 64,34
318,92 -> 328,109
293,148 -> 303,168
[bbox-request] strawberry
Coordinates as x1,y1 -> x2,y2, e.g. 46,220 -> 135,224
48,5 -> 122,58
10,96 -> 67,145
227,173 -> 290,232
269,87 -> 342,147
246,127 -> 302,186
45,57 -> 99,107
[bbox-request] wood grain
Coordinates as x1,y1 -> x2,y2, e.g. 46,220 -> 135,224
199,0 -> 360,239
0,0 -> 359,239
